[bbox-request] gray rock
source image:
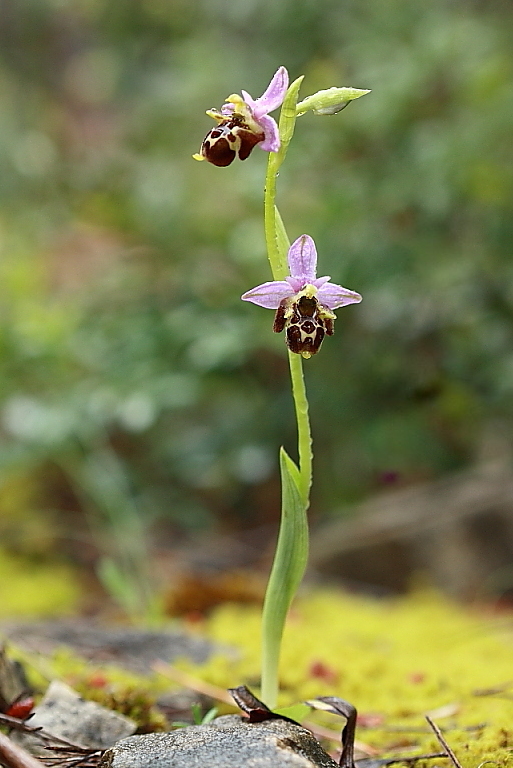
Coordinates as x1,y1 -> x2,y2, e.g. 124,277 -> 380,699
1,622 -> 224,675
18,680 -> 136,752
100,715 -> 339,768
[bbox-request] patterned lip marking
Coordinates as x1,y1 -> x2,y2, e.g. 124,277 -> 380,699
274,294 -> 335,359
200,115 -> 264,167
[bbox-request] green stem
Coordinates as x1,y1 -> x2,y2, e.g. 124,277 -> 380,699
287,351 -> 312,505
264,75 -> 304,282
264,142 -> 286,280
260,75 -> 313,707
263,74 -> 312,501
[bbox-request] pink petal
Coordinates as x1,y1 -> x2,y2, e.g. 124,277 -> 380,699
241,280 -> 294,309
257,114 -> 280,152
312,275 -> 331,289
285,274 -> 331,292
287,235 -> 317,281
285,276 -> 304,292
241,89 -> 257,112
317,282 -> 362,309
250,66 -> 289,118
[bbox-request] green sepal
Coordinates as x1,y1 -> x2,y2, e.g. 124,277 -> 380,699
296,87 -> 371,116
276,75 -> 304,163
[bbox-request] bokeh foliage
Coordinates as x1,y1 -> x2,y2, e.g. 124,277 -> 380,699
1,0 -> 512,586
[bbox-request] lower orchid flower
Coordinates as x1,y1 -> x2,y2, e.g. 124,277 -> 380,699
193,66 -> 289,167
242,234 -> 362,358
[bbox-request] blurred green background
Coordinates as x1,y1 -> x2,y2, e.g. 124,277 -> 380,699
1,0 -> 512,612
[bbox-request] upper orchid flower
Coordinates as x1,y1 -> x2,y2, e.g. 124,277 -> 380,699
242,235 -> 362,358
193,67 -> 289,167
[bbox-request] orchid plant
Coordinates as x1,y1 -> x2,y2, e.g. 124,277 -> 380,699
195,67 -> 369,708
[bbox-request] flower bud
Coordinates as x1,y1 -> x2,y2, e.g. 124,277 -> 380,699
295,87 -> 370,117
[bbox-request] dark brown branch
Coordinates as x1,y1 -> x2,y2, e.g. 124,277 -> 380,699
0,713 -> 41,735
0,731 -> 46,768
0,712 -> 95,752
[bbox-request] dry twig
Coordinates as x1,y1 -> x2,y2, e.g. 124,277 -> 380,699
39,746 -> 103,768
425,716 -> 463,768
0,731 -> 46,768
472,682 -> 512,697
0,711 -> 102,768
153,662 -> 234,705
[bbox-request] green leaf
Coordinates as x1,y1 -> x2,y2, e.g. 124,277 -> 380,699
200,706 -> 219,724
274,702 -> 311,723
296,87 -> 371,116
282,446 -> 302,493
191,702 -> 203,724
96,557 -> 138,615
260,446 -> 309,708
191,703 -> 219,725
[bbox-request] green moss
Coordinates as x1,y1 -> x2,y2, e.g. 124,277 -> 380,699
0,548 -> 80,617
6,585 -> 513,764
72,678 -> 168,733
173,588 -> 513,766
11,648 -> 172,732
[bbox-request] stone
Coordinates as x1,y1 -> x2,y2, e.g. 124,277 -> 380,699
100,715 -> 339,768
1,622 -> 224,675
17,680 -> 136,752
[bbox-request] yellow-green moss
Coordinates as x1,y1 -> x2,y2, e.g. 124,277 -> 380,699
173,588 -> 513,767
40,648 -> 173,697
72,679 -> 169,733
0,548 -> 80,617
8,647 -> 173,732
5,585 -> 513,765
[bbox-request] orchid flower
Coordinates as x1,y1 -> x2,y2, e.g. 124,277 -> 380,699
193,67 -> 289,167
242,235 -> 362,358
